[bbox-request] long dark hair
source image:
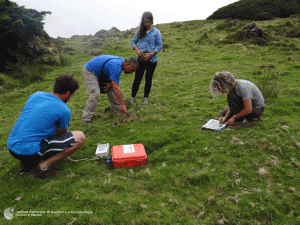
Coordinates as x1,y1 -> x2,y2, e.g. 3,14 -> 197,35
137,12 -> 153,40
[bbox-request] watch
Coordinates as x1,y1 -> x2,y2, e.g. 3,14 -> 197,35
233,115 -> 236,119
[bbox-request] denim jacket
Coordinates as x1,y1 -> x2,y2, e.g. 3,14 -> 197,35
131,26 -> 163,63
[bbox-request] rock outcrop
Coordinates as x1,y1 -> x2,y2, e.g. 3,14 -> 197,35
242,23 -> 266,39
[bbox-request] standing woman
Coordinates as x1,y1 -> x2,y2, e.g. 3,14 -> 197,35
130,12 -> 163,104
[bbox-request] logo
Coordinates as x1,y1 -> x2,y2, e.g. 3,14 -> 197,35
4,208 -> 14,220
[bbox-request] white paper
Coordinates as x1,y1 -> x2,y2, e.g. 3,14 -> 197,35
202,119 -> 228,131
123,144 -> 135,154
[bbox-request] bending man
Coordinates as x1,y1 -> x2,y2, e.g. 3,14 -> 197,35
82,55 -> 138,124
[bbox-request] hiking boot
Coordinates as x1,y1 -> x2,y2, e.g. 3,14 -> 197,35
82,119 -> 93,124
143,97 -> 148,104
130,97 -> 135,104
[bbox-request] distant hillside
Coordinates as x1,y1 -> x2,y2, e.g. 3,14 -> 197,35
207,0 -> 300,20
52,27 -> 138,56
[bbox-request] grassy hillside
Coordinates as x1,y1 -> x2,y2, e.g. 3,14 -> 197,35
1,17 -> 300,224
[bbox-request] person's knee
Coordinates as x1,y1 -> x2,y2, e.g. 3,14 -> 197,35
91,91 -> 100,99
87,86 -> 100,98
72,131 -> 86,144
78,131 -> 86,144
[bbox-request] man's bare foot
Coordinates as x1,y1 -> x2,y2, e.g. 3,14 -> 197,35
38,161 -> 50,171
32,165 -> 60,179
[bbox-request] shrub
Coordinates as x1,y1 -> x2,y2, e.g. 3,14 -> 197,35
249,38 -> 269,46
219,39 -> 234,44
288,28 -> 300,37
207,0 -> 300,21
58,52 -> 71,66
285,21 -> 293,27
255,12 -> 275,21
89,49 -> 103,56
254,71 -> 280,99
36,54 -> 60,66
4,62 -> 48,84
195,33 -> 209,44
227,30 -> 245,42
215,22 -> 232,30
0,73 -> 14,93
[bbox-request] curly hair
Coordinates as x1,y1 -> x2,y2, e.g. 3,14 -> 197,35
53,74 -> 79,94
210,71 -> 235,95
125,57 -> 138,67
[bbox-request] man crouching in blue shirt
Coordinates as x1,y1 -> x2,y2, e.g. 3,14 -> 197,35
7,74 -> 85,179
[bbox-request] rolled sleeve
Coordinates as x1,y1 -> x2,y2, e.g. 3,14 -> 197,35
131,32 -> 138,49
154,29 -> 163,53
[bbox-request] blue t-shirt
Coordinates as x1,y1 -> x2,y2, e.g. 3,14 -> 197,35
7,92 -> 71,155
85,55 -> 124,84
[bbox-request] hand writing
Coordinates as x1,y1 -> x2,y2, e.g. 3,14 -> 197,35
219,117 -> 226,124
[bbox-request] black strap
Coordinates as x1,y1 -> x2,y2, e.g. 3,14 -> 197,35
98,58 -> 113,93
100,58 -> 113,79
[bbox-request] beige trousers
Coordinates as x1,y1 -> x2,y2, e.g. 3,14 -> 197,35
82,65 -> 121,122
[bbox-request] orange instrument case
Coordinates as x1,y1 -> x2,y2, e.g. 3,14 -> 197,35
111,144 -> 147,169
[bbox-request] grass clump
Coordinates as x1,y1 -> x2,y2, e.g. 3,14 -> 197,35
255,73 -> 280,99
3,63 -> 55,88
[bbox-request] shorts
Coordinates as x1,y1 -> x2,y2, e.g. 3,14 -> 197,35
8,131 -> 75,172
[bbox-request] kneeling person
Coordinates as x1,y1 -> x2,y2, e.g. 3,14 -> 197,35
211,71 -> 265,128
7,74 -> 85,178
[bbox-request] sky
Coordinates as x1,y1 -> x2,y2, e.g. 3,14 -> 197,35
12,0 -> 239,38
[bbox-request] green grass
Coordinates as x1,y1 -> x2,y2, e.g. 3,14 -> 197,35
1,18 -> 300,224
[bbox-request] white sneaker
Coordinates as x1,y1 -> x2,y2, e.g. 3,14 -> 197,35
130,97 -> 135,104
143,97 -> 148,104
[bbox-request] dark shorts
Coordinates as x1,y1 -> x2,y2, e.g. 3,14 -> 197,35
8,131 -> 75,172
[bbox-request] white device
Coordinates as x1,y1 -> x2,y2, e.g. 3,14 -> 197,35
95,143 -> 110,158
